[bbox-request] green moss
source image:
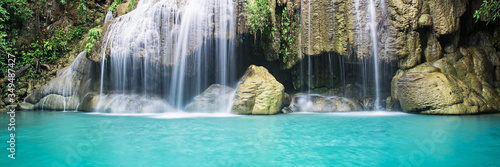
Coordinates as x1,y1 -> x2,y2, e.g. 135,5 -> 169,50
243,0 -> 300,68
85,28 -> 102,53
245,0 -> 273,36
77,0 -> 87,21
127,0 -> 138,13
109,0 -> 123,14
278,7 -> 299,67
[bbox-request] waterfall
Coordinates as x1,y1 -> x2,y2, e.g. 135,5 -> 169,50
98,0 -> 236,112
104,11 -> 113,23
368,0 -> 380,109
32,51 -> 91,111
300,0 -> 387,110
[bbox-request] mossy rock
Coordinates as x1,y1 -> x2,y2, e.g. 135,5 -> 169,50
231,65 -> 285,115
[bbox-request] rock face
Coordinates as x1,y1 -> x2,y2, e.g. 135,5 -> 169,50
299,0 -> 378,58
25,51 -> 100,111
185,84 -> 235,112
392,46 -> 500,114
386,0 -> 469,69
231,65 -> 285,115
288,94 -> 363,112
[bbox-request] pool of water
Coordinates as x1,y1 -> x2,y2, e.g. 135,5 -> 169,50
1,111 -> 500,166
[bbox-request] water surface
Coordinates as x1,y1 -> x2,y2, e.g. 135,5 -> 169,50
1,111 -> 500,166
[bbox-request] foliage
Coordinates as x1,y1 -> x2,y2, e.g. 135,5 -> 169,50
244,0 -> 299,65
85,28 -> 102,53
109,0 -> 124,14
245,0 -> 273,36
278,7 -> 298,64
77,0 -> 87,21
1,25 -> 87,77
244,0 -> 278,61
127,0 -> 138,12
21,26 -> 87,65
474,0 -> 500,25
0,0 -> 33,76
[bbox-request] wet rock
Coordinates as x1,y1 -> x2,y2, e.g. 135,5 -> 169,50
283,93 -> 291,107
360,97 -> 387,111
281,107 -> 293,113
231,65 -> 285,115
79,94 -> 173,113
17,103 -> 34,111
34,94 -> 80,111
288,94 -> 362,112
78,93 -> 100,112
27,51 -> 99,111
386,96 -> 401,111
185,84 -> 235,112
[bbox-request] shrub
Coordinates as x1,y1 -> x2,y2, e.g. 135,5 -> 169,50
85,28 -> 102,53
474,0 -> 500,25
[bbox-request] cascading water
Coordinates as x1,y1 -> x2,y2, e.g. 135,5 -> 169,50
104,11 -> 113,23
98,0 -> 236,113
300,0 -> 388,110
368,0 -> 380,109
30,51 -> 94,111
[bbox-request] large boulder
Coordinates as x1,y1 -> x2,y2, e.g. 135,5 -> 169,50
392,46 -> 500,114
288,94 -> 363,112
185,84 -> 235,112
231,65 -> 285,115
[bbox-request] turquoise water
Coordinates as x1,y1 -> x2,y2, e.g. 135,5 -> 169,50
1,111 -> 500,167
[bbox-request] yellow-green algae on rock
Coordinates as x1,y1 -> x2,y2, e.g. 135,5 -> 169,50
231,65 -> 285,115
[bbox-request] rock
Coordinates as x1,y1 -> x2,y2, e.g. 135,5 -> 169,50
396,71 -> 472,114
34,94 -> 80,111
398,31 -> 423,69
428,0 -> 467,35
392,45 -> 500,115
185,84 -> 235,112
418,14 -> 432,27
288,94 -> 362,112
424,33 -> 443,62
17,103 -> 34,111
386,96 -> 401,111
468,31 -> 493,46
231,65 -> 285,115
79,94 -> 173,113
283,93 -> 291,108
27,51 -> 99,111
281,107 -> 293,113
78,93 -> 100,112
0,100 -> 5,110
360,97 -> 387,111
